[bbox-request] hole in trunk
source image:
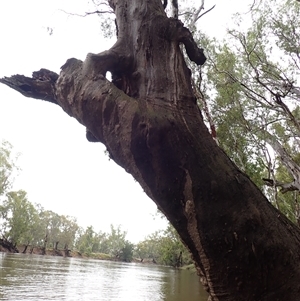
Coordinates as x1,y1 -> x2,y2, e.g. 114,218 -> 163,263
106,72 -> 112,82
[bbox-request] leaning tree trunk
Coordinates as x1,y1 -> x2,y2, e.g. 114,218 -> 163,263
1,0 -> 300,300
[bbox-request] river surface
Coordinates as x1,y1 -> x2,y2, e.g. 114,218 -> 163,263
0,253 -> 207,300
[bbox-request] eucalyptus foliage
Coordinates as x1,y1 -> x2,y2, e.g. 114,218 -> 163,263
192,0 -> 300,225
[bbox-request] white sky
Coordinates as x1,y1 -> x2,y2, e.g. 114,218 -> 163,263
0,0 -> 252,243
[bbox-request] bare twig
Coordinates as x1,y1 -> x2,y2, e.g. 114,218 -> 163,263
194,5 -> 216,22
191,1 -> 216,27
59,9 -> 113,18
192,0 -> 205,24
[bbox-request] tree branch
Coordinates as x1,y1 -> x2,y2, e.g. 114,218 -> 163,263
0,69 -> 59,104
262,178 -> 299,194
263,130 -> 300,192
194,5 -> 216,23
59,9 -> 113,17
177,23 -> 206,65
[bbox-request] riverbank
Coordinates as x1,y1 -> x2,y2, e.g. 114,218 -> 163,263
0,244 -> 123,261
0,240 -> 195,269
0,239 -> 111,260
0,241 -> 152,264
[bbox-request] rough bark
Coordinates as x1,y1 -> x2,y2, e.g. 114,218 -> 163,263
1,0 -> 300,300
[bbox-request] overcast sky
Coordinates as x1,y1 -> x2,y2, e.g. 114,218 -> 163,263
0,0 -> 252,242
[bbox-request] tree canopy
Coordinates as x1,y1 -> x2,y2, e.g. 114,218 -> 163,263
198,0 -> 300,225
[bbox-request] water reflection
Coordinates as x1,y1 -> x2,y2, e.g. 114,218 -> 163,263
0,253 -> 207,300
161,268 -> 206,301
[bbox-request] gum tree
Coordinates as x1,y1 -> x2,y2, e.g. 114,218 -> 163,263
1,0 -> 300,300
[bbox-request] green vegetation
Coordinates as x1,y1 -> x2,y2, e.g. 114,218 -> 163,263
134,225 -> 192,267
189,0 -> 300,226
0,140 -> 191,266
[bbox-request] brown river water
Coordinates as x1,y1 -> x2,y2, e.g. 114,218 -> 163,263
0,253 -> 208,300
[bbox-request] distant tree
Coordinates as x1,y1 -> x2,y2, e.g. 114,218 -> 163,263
58,215 -> 79,255
94,231 -> 109,253
135,225 -> 192,267
141,232 -> 161,263
47,211 -> 62,250
75,225 -> 130,257
134,241 -> 148,262
0,140 -> 19,197
158,224 -> 192,267
1,190 -> 34,248
18,201 -> 40,253
37,209 -> 56,253
75,225 -> 97,255
119,240 -> 134,262
106,224 -> 127,259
